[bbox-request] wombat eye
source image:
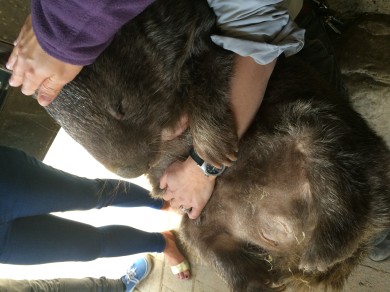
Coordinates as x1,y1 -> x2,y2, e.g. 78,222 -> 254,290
108,99 -> 129,120
117,102 -> 126,116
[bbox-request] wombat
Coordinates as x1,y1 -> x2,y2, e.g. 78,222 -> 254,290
46,0 -> 236,178
46,0 -> 390,291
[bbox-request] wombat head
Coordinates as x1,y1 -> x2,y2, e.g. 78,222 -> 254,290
45,0 -> 220,178
47,58 -> 190,178
46,87 -> 151,177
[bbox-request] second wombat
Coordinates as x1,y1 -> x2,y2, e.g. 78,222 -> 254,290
46,0 -> 390,290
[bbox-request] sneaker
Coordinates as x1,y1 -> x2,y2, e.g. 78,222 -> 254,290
121,254 -> 153,292
368,229 -> 390,262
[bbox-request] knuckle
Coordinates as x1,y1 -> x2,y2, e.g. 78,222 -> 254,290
17,45 -> 28,58
9,75 -> 22,87
24,69 -> 37,80
21,87 -> 36,96
40,80 -> 60,94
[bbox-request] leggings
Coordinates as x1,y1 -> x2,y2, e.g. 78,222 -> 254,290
0,146 -> 166,264
0,277 -> 124,292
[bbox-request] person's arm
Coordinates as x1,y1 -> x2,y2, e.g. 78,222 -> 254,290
230,56 -> 276,138
160,55 -> 275,219
7,0 -> 154,106
160,0 -> 305,220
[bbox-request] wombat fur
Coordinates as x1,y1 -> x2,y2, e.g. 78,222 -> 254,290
46,0 -> 236,178
46,0 -> 390,291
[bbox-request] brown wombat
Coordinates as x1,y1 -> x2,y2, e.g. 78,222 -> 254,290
46,0 -> 390,290
46,0 -> 236,179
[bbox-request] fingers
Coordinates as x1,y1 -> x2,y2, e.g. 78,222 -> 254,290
8,51 -> 43,93
8,63 -> 24,88
6,14 -> 82,106
188,207 -> 201,220
164,191 -> 203,220
21,74 -> 42,96
36,78 -> 65,106
160,172 -> 169,192
7,45 -> 24,87
13,30 -> 22,46
194,144 -> 238,169
6,47 -> 18,72
6,20 -> 24,70
8,50 -> 82,106
159,158 -> 213,220
7,15 -> 31,83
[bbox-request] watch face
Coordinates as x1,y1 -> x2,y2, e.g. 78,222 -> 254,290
205,163 -> 224,175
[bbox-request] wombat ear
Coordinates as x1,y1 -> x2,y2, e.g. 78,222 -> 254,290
161,114 -> 189,141
301,182 -> 313,202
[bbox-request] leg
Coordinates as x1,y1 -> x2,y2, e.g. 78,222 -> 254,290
295,2 -> 390,265
0,255 -> 156,292
0,215 -> 165,264
0,146 -> 189,274
0,145 -> 162,223
0,277 -> 124,292
0,255 -> 154,292
294,0 -> 348,97
161,231 -> 191,280
0,215 -> 191,280
181,216 -> 276,291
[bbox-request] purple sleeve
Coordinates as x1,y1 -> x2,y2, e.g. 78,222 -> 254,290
31,0 -> 155,65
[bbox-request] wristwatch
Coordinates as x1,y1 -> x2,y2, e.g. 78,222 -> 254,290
189,147 -> 226,177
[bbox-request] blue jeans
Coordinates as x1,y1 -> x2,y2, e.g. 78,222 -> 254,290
0,277 -> 124,292
0,146 -> 166,264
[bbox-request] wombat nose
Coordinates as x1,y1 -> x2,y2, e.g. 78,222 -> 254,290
115,165 -> 147,178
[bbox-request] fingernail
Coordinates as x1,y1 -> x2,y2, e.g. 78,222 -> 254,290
8,78 -> 16,86
37,95 -> 52,106
6,62 -> 12,70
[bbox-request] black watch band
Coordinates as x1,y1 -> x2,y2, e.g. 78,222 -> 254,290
189,147 -> 226,177
189,147 -> 205,166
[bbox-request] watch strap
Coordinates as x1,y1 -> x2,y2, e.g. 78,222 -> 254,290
189,147 -> 205,167
189,147 -> 226,176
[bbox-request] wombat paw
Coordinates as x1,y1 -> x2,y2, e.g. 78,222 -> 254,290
247,280 -> 284,292
299,252 -> 335,272
194,137 -> 238,167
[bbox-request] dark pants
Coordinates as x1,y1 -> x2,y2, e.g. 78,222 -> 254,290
294,0 -> 348,96
0,277 -> 124,292
0,146 -> 165,264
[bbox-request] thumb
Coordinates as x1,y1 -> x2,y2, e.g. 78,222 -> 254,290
37,77 -> 64,106
159,173 -> 169,194
188,207 -> 201,220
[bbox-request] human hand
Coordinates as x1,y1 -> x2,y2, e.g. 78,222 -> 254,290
6,15 -> 83,106
160,156 -> 216,219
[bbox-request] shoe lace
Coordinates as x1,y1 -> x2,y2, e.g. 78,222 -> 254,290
123,266 -> 139,285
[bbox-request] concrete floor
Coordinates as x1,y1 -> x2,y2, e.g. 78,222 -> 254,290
1,1 -> 389,291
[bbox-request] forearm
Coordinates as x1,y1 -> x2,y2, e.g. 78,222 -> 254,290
169,57 -> 277,219
208,0 -> 304,139
230,55 -> 276,138
31,0 -> 154,65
